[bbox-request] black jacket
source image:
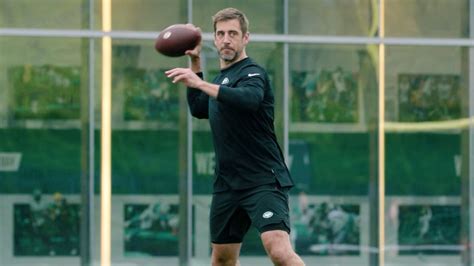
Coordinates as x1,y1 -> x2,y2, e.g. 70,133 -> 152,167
187,57 -> 294,192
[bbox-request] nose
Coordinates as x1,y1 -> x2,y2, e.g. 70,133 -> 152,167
222,33 -> 231,43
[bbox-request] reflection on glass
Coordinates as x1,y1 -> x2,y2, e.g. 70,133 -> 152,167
0,0 -> 90,29
121,67 -> 180,121
385,45 -> 467,264
385,46 -> 464,123
193,132 -> 214,195
1,1 -> 472,265
9,65 -> 81,119
291,67 -> 358,123
124,202 -> 180,256
289,0 -> 374,36
288,44 -> 377,264
111,41 -> 185,126
112,44 -> 180,122
385,0 -> 469,38
1,37 -> 84,263
397,74 -> 461,122
112,0 -> 183,31
193,0 -> 283,34
292,199 -> 360,256
110,39 -> 186,263
14,193 -> 80,256
398,205 -> 460,255
290,44 -> 377,127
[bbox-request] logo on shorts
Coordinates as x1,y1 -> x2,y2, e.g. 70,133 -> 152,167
262,211 -> 274,219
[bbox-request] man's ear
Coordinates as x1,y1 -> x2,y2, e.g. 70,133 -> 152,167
243,32 -> 250,45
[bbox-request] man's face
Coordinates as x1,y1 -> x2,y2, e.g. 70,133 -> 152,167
214,19 -> 249,63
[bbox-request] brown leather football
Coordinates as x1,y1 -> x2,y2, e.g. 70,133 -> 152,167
155,24 -> 201,57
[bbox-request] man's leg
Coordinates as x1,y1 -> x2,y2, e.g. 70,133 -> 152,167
211,243 -> 242,266
261,230 -> 305,266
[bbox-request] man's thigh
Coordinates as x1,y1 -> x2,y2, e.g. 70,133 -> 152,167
241,184 -> 291,234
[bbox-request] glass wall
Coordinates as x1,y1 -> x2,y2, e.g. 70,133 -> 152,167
384,45 -> 469,265
0,0 -> 472,266
288,43 -> 378,265
0,35 -> 91,264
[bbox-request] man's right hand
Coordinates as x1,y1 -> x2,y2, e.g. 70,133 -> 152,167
184,24 -> 202,72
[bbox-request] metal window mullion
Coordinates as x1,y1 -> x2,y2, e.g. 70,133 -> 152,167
283,0 -> 289,164
87,1 -> 96,263
466,44 -> 474,266
378,1 -> 386,266
469,1 -> 474,264
4,28 -> 474,47
183,1 -> 193,266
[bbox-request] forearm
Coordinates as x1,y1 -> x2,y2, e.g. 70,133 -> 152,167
190,56 -> 201,73
196,80 -> 220,99
187,88 -> 209,118
189,57 -> 219,98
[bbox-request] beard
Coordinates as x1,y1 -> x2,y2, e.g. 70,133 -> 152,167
219,47 -> 240,63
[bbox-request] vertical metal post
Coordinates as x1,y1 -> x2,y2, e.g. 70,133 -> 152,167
378,1 -> 386,265
80,0 -> 95,265
366,0 -> 383,265
100,0 -> 112,265
469,1 -> 474,264
87,1 -> 96,264
460,1 -> 473,265
283,0 -> 289,162
178,1 -> 193,265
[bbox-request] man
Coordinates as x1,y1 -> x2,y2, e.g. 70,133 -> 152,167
166,7 -> 305,266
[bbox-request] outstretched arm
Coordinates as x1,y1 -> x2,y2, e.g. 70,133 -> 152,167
165,68 -> 220,99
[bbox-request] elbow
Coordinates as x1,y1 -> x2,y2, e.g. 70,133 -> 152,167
242,95 -> 262,113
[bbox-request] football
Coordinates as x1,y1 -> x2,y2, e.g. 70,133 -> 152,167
154,24 -> 201,57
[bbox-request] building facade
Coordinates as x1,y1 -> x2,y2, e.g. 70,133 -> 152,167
1,0 -> 473,265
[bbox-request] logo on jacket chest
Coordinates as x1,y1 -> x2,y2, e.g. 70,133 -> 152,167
221,77 -> 230,85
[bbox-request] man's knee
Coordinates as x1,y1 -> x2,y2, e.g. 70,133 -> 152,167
211,243 -> 241,266
261,230 -> 304,266
266,245 -> 291,264
211,256 -> 239,266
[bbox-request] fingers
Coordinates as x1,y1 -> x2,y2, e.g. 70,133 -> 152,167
185,49 -> 200,59
165,68 -> 184,83
183,24 -> 202,58
185,23 -> 201,33
165,68 -> 194,84
185,41 -> 202,58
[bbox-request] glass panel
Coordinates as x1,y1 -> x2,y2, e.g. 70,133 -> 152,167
112,0 -> 184,31
0,0 -> 98,29
289,44 -> 379,265
385,0 -> 469,38
289,0 -> 374,36
0,36 -> 90,265
193,0 -> 284,34
111,39 -> 187,265
385,45 -> 469,265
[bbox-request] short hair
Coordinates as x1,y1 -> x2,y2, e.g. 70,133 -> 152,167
212,7 -> 249,35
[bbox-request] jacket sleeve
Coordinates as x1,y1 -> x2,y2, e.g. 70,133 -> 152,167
216,69 -> 265,113
187,72 -> 209,119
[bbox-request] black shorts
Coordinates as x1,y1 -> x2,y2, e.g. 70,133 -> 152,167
210,183 -> 291,244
